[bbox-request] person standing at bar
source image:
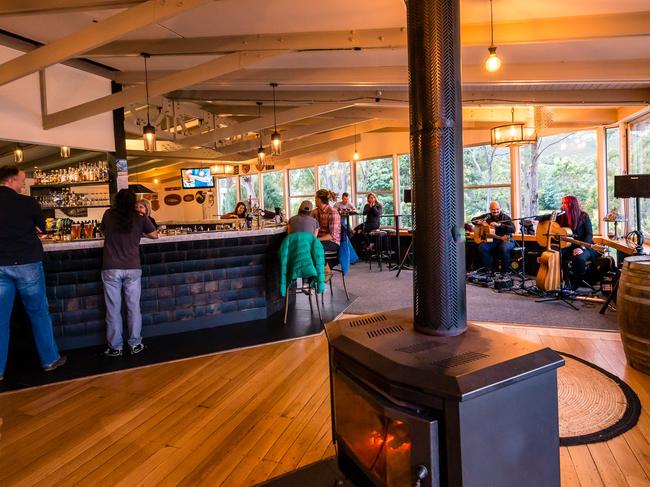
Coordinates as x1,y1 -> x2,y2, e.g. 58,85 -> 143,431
0,166 -> 66,380
101,189 -> 158,357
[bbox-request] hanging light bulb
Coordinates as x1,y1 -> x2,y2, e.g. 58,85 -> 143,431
269,82 -> 281,155
484,0 -> 502,73
14,145 -> 24,163
141,53 -> 156,151
352,125 -> 360,161
60,146 -> 71,158
256,101 -> 266,171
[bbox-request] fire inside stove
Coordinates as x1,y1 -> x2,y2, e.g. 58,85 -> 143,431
333,369 -> 437,487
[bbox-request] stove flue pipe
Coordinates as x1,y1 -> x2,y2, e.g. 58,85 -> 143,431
406,0 -> 467,336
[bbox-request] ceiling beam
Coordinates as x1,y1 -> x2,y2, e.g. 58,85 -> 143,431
0,1 -> 141,15
167,89 -> 400,104
88,11 -> 650,57
114,60 -> 650,88
180,102 -> 356,147
43,50 -> 285,129
270,136 -> 359,166
0,0 -> 213,87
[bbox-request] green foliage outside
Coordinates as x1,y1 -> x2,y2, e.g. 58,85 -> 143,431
355,157 -> 395,224
463,145 -> 510,222
629,117 -> 650,236
398,154 -> 413,227
218,177 -> 237,215
288,167 -> 315,216
262,171 -> 284,211
318,161 -> 350,200
240,174 -> 259,207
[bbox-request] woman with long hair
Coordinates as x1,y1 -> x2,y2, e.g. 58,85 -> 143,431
363,192 -> 383,232
101,189 -> 158,356
557,195 -> 596,290
223,201 -> 247,219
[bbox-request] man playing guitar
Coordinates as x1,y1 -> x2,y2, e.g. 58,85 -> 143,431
471,201 -> 516,273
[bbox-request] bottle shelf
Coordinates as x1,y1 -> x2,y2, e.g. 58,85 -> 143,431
31,180 -> 109,189
43,205 -> 110,210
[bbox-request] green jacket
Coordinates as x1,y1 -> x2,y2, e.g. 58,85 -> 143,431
278,232 -> 325,296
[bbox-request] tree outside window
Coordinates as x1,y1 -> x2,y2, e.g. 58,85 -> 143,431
606,127 -> 622,215
217,177 -> 237,216
289,167 -> 315,216
629,115 -> 650,236
239,174 -> 259,208
262,171 -> 285,211
463,145 -> 511,223
398,154 -> 412,228
355,157 -> 394,225
318,161 -> 350,203
520,130 -> 598,224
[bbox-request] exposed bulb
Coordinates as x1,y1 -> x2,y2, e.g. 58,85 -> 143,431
484,46 -> 501,72
352,150 -> 360,161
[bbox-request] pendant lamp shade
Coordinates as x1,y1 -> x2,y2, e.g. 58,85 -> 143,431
60,146 -> 71,158
270,83 -> 281,155
256,101 -> 266,171
141,53 -> 156,151
14,145 -> 24,163
491,108 -> 537,146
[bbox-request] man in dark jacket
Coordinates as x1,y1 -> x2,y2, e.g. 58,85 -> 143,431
0,166 -> 65,381
472,201 -> 516,272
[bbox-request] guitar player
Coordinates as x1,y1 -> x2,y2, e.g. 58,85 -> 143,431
471,201 -> 516,273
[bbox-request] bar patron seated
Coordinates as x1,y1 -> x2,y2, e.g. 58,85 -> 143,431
7,163 -> 288,352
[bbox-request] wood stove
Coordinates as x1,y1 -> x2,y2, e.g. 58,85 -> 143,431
326,309 -> 564,487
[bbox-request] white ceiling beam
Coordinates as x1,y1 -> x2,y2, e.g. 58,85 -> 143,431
181,102 -> 356,147
269,136 -> 360,166
167,89 -> 397,104
43,50 -> 285,129
88,11 -> 650,57
0,0 -> 214,87
0,1 -> 141,15
115,60 -> 650,88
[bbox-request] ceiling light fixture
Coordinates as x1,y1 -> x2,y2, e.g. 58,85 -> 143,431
256,101 -> 266,171
210,164 -> 236,176
269,82 -> 281,155
60,146 -> 71,158
14,145 -> 24,163
484,0 -> 502,73
141,53 -> 156,151
352,125 -> 360,161
490,108 -> 537,146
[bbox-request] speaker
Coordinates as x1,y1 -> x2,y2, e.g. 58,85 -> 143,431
403,189 -> 412,203
614,175 -> 650,198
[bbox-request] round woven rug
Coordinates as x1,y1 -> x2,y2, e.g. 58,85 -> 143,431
558,352 -> 641,446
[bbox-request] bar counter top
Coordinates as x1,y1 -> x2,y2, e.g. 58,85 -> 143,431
41,226 -> 287,252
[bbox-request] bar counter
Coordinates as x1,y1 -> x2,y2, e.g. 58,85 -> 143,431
37,227 -> 287,349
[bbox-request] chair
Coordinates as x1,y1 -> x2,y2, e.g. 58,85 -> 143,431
323,250 -> 350,304
368,229 -> 388,271
284,277 -> 322,326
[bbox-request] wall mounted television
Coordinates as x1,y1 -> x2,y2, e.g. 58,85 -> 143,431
180,168 -> 215,189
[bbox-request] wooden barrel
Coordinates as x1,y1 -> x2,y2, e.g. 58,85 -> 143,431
618,256 -> 650,374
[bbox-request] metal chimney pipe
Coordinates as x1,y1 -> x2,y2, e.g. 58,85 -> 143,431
406,0 -> 467,335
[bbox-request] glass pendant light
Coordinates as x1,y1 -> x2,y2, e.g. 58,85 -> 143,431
60,146 -> 71,158
484,0 -> 502,73
256,101 -> 266,171
142,53 -> 156,151
270,82 -> 281,155
352,125 -> 360,161
14,145 -> 24,163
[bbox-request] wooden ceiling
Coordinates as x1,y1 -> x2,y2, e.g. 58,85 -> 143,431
0,0 -> 648,182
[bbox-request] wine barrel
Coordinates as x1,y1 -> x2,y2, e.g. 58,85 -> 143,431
618,256 -> 650,374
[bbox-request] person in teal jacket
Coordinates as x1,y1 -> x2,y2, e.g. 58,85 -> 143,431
278,232 -> 325,297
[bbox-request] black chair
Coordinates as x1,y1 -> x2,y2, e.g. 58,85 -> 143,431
322,249 -> 350,304
368,229 -> 388,271
283,277 -> 323,326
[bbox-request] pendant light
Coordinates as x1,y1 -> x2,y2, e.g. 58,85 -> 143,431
60,146 -> 71,158
269,82 -> 281,155
14,145 -> 24,163
352,125 -> 360,161
490,108 -> 537,146
255,102 -> 266,171
484,0 -> 502,73
142,53 -> 156,151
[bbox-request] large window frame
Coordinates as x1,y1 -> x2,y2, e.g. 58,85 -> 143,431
288,167 -> 316,217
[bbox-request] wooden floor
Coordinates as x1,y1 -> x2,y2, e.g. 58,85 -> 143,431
1,323 -> 650,486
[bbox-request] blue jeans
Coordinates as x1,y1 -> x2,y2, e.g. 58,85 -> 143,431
101,269 -> 143,350
477,240 -> 516,272
0,262 -> 61,375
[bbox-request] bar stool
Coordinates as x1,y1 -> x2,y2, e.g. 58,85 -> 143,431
283,277 -> 323,326
323,250 -> 350,304
368,229 -> 388,271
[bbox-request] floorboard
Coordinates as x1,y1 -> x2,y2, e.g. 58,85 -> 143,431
1,322 -> 650,486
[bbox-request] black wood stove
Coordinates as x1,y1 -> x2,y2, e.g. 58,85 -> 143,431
325,0 -> 564,485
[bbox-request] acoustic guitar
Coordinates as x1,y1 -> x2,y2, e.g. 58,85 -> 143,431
536,220 -> 607,254
472,224 -> 511,244
536,211 -> 562,292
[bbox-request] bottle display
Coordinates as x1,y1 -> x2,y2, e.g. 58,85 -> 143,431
35,189 -> 110,209
33,161 -> 109,185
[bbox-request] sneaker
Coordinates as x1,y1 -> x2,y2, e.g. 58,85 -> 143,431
43,355 -> 67,372
130,343 -> 145,355
103,347 -> 123,357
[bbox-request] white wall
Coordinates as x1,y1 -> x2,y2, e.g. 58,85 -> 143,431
145,183 -> 218,223
0,45 -> 114,152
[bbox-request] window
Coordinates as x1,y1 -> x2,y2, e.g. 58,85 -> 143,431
289,167 -> 315,216
217,177 -> 237,216
355,156 -> 394,223
520,130 -> 598,224
463,145 -> 511,222
262,171 -> 285,211
239,174 -> 259,207
605,127 -> 622,215
318,161 -> 350,202
629,115 -> 650,236
398,154 -> 412,228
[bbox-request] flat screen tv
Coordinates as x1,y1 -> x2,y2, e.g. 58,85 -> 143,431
180,168 -> 215,189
